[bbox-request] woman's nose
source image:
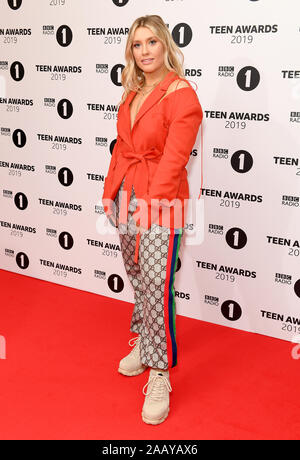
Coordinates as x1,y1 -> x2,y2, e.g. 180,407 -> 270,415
141,44 -> 149,55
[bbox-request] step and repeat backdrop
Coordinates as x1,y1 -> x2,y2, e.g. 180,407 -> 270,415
0,0 -> 299,344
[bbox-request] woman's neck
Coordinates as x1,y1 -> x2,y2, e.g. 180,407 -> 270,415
143,67 -> 170,87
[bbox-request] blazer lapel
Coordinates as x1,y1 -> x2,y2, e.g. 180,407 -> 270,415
120,91 -> 136,148
125,70 -> 179,136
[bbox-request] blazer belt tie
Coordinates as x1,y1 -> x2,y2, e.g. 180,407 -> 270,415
118,148 -> 163,264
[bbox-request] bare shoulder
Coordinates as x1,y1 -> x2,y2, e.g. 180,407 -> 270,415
166,78 -> 190,96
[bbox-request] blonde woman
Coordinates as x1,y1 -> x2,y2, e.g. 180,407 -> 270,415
102,14 -> 203,425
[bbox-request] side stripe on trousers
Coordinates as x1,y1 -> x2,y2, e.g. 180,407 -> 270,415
164,228 -> 183,368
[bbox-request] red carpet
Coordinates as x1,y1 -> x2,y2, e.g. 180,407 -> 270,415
0,267 -> 299,440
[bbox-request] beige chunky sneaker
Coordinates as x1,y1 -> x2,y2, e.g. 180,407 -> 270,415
118,335 -> 148,376
141,368 -> 172,425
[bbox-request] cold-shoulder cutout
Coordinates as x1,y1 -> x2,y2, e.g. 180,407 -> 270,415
158,78 -> 191,105
166,79 -> 190,95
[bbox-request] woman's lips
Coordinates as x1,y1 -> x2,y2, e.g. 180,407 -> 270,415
141,58 -> 154,64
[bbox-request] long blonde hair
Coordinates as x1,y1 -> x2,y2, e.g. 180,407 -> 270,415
119,15 -> 184,106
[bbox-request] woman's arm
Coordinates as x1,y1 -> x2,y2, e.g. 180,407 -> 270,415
102,134 -> 120,222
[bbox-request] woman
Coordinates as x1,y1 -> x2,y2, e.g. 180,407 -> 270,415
102,14 -> 203,425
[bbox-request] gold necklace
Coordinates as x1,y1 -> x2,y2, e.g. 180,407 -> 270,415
131,73 -> 167,128
138,72 -> 167,94
133,88 -> 155,117
138,82 -> 159,96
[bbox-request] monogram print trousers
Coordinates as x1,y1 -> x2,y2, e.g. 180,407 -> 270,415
112,177 -> 184,370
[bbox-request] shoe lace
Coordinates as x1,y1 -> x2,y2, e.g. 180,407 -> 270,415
142,374 -> 172,401
128,335 -> 140,357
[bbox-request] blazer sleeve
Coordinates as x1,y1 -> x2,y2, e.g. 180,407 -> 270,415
102,98 -> 125,201
102,134 -> 120,219
143,89 -> 203,206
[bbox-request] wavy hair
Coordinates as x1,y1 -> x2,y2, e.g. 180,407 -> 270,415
118,15 -> 184,106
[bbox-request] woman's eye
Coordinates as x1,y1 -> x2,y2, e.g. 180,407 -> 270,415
133,40 -> 156,48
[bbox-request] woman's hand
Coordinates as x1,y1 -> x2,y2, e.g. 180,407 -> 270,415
107,214 -> 117,228
136,222 -> 147,235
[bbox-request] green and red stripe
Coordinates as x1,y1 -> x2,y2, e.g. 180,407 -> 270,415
164,228 -> 183,368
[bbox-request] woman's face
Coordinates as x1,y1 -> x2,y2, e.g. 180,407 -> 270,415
132,26 -> 165,74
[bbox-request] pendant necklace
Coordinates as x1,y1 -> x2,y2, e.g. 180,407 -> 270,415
132,75 -> 166,126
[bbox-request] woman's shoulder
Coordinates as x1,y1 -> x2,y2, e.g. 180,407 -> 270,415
166,78 -> 190,95
165,76 -> 200,107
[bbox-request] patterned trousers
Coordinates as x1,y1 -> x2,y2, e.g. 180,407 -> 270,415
112,177 -> 184,370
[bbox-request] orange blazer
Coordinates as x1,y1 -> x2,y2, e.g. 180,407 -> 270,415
102,70 -> 203,263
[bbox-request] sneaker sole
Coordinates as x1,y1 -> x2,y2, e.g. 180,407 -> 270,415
118,366 -> 148,376
141,408 -> 169,425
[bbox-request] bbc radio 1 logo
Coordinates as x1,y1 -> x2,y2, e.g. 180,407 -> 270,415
226,228 -> 247,249
112,0 -> 129,6
16,251 -> 29,269
14,192 -> 28,210
207,225 -> 248,250
10,61 -> 24,81
46,229 -> 74,250
44,97 -> 74,119
221,300 -> 242,321
231,150 -> 253,172
58,167 -> 73,186
213,147 -> 254,173
218,66 -> 260,91
4,248 -> 29,269
95,63 -> 124,85
2,190 -> 28,209
205,295 -> 243,321
58,231 -> 74,250
7,0 -> 22,10
56,25 -> 73,47
108,273 -> 124,293
57,99 -> 73,118
111,64 -> 125,86
237,66 -> 260,91
172,23 -> 193,47
42,24 -> 73,45
45,166 -> 74,187
12,129 -> 26,147
295,279 -> 300,298
110,138 -> 117,154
